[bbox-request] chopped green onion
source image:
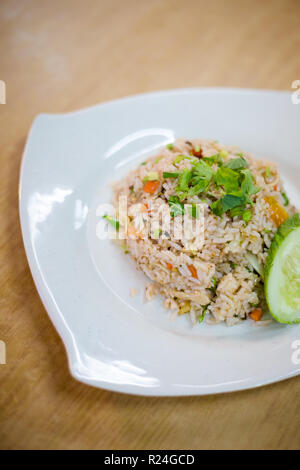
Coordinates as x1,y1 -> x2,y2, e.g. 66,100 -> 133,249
265,166 -> 271,178
163,172 -> 180,179
166,143 -> 174,150
242,210 -> 252,222
140,161 -> 147,166
219,150 -> 229,158
187,204 -> 200,219
155,156 -> 162,164
282,192 -> 289,206
103,215 -> 119,231
143,172 -> 159,182
199,305 -> 209,323
121,244 -> 129,254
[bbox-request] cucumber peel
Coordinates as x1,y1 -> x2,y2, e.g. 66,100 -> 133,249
265,214 -> 300,323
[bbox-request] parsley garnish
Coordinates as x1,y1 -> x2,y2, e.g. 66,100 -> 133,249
161,153 -> 259,221
224,157 -> 248,170
215,167 -> 240,193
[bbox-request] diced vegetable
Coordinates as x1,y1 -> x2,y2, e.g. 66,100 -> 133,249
281,192 -> 289,207
166,263 -> 173,270
249,308 -> 263,321
163,172 -> 180,178
188,264 -> 198,279
242,210 -> 252,222
143,172 -> 159,182
264,196 -> 289,227
103,215 -> 120,231
198,305 -> 209,323
166,143 -> 174,150
143,180 -> 160,194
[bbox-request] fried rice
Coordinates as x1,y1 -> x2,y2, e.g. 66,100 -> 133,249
110,138 -> 295,326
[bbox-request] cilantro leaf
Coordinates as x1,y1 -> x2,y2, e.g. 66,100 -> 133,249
224,157 -> 248,170
163,172 -> 180,178
211,194 -> 246,217
240,169 -> 260,196
203,154 -> 223,166
187,179 -> 210,196
177,169 -> 193,192
193,160 -> 214,180
215,167 -> 240,193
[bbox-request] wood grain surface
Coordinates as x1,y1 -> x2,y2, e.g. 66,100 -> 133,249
0,0 -> 300,450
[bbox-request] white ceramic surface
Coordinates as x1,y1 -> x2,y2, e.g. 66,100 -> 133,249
19,88 -> 300,395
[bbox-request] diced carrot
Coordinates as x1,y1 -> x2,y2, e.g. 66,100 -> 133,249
143,180 -> 160,194
273,184 -> 278,191
188,264 -> 198,279
264,196 -> 289,227
166,263 -> 173,271
249,308 -> 263,321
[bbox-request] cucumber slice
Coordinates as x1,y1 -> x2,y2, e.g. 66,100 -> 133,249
265,214 -> 300,323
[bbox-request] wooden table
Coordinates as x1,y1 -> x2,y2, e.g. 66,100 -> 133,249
1,0 -> 300,450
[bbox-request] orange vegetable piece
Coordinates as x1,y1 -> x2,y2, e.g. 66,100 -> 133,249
192,147 -> 203,158
143,180 -> 160,194
188,264 -> 198,279
249,308 -> 263,321
166,263 -> 173,271
265,196 -> 289,227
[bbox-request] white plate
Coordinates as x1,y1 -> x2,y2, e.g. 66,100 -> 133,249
19,88 -> 300,396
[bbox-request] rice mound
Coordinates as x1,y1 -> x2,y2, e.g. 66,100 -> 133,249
111,139 -> 295,326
